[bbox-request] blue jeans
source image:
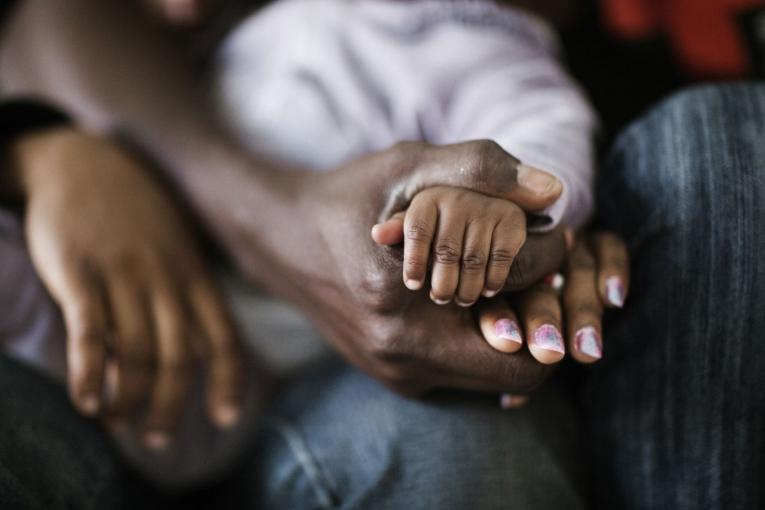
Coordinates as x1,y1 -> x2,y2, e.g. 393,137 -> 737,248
585,82 -> 765,510
2,83 -> 764,509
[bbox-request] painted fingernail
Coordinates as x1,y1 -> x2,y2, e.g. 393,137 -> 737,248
606,276 -> 625,308
575,326 -> 602,359
517,164 -> 562,195
405,278 -> 423,291
79,394 -> 99,415
214,404 -> 241,428
145,431 -> 170,451
482,289 -> 498,298
533,324 -> 565,353
494,319 -> 523,344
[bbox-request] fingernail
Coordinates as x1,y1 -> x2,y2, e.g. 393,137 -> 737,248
429,291 -> 451,305
575,326 -> 602,359
405,278 -> 423,291
79,394 -> 99,415
494,318 -> 523,344
455,299 -> 475,308
517,164 -> 561,196
214,404 -> 241,428
533,324 -> 565,353
145,431 -> 170,451
606,276 -> 625,308
482,289 -> 498,298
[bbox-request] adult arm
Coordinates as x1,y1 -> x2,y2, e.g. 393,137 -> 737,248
0,0 -> 569,394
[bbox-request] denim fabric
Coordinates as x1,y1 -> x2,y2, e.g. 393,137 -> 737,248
0,357 -> 157,510
218,358 -> 586,510
586,83 -> 765,510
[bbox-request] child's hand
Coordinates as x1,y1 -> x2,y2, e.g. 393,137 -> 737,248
372,186 -> 527,307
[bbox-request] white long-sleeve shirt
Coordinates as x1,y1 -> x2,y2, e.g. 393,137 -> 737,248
215,0 -> 598,229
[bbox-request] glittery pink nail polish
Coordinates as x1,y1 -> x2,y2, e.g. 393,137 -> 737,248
494,319 -> 522,344
606,276 -> 625,308
533,324 -> 565,353
575,326 -> 602,359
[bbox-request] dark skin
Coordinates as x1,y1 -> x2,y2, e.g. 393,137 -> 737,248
0,0 -> 630,438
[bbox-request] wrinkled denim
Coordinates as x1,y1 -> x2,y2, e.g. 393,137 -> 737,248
586,83 -> 765,510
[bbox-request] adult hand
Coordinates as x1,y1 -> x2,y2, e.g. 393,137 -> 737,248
225,140 -> 568,395
478,230 -> 630,365
10,128 -> 247,447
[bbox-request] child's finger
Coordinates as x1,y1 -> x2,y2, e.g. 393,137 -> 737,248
402,198 -> 437,291
484,210 -> 526,297
371,212 -> 406,245
516,284 -> 566,364
429,208 -> 465,304
455,218 -> 493,306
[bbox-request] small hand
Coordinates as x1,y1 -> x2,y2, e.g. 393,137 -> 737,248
372,186 -> 527,307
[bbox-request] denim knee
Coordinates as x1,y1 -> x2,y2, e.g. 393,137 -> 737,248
245,363 -> 586,510
599,83 -> 765,241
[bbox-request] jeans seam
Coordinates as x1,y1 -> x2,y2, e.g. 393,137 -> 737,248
264,416 -> 339,510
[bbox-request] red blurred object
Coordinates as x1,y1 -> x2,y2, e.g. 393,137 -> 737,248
601,0 -> 765,77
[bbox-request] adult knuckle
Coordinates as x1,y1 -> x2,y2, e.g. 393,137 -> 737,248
357,271 -> 399,312
369,332 -> 404,360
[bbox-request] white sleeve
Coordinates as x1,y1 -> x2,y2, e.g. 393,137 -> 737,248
416,4 -> 599,230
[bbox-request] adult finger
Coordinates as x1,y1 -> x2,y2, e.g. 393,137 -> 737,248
142,277 -> 193,450
385,140 -> 562,217
592,232 -> 630,308
189,278 -> 245,428
563,241 -> 603,363
515,284 -> 566,364
57,265 -> 108,416
503,228 -> 567,291
476,297 -> 523,353
105,277 -> 155,419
